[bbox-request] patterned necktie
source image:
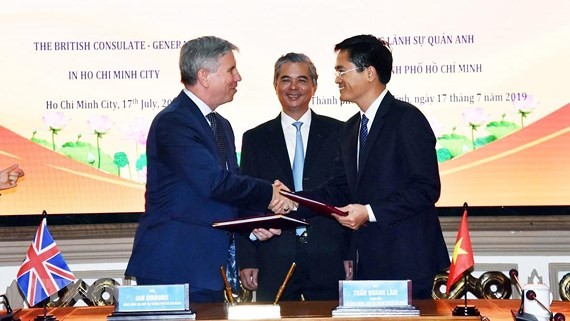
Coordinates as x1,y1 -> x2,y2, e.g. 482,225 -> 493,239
206,112 -> 227,167
358,115 -> 369,173
292,122 -> 306,236
226,234 -> 238,294
359,114 -> 369,148
206,112 -> 238,293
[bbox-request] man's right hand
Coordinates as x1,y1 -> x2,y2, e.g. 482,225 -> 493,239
240,268 -> 259,291
268,180 -> 296,214
333,204 -> 369,230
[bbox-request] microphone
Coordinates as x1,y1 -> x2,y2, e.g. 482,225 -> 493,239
509,269 -> 527,317
510,269 -> 524,296
509,269 -> 565,321
0,294 -> 20,321
525,290 -> 565,321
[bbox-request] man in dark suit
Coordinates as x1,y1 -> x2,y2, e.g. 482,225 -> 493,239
125,36 -> 292,303
294,35 -> 450,299
237,53 -> 354,301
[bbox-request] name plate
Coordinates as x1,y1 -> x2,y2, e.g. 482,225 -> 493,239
339,280 -> 411,307
116,284 -> 189,312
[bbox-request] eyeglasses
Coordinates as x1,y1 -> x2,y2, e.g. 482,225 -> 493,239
334,67 -> 360,78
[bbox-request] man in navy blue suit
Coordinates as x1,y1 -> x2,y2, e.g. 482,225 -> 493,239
126,36 -> 292,303
293,35 -> 450,299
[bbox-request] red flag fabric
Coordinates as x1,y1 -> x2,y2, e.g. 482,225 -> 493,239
446,208 -> 474,294
16,218 -> 75,306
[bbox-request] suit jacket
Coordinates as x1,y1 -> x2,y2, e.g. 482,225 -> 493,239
236,111 -> 354,301
309,92 -> 450,288
126,91 -> 273,291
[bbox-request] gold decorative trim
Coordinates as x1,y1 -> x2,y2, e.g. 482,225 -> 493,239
433,271 -> 512,299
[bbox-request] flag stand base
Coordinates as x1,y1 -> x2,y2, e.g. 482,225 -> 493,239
34,314 -> 58,321
452,305 -> 480,316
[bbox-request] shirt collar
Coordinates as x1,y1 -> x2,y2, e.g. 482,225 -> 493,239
183,88 -> 213,117
361,88 -> 388,124
280,109 -> 312,129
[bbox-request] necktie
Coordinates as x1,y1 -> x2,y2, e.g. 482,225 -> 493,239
206,112 -> 227,167
358,115 -> 369,173
226,234 -> 239,294
359,114 -> 369,148
292,122 -> 304,192
292,122 -> 306,236
206,113 -> 238,293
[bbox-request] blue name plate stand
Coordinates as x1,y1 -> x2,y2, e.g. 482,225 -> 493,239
333,280 -> 419,317
108,284 -> 195,320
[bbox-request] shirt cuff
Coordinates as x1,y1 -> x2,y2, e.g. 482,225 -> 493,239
249,232 -> 258,241
366,204 -> 377,222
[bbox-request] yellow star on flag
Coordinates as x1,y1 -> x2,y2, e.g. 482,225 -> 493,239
452,237 -> 469,263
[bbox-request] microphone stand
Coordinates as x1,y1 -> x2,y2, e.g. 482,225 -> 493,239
508,269 -> 565,321
509,269 -> 538,321
525,290 -> 565,321
0,294 -> 20,321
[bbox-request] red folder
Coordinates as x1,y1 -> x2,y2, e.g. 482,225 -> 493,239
279,190 -> 348,217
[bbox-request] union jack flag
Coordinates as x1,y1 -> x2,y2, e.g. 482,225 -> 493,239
16,217 -> 75,307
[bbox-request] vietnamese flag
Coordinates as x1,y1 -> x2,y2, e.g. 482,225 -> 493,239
446,208 -> 474,294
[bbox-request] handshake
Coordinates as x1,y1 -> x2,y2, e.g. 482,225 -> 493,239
249,180 -> 297,242
268,180 -> 297,215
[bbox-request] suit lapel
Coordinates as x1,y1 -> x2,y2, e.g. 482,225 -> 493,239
304,111 -> 326,174
179,92 -> 225,168
356,91 -> 394,185
180,92 -> 215,137
265,115 -> 294,182
343,113 -> 360,188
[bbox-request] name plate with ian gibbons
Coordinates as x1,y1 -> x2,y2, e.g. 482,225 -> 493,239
115,284 -> 190,312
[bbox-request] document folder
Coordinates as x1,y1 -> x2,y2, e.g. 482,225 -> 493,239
279,190 -> 348,217
212,214 -> 308,233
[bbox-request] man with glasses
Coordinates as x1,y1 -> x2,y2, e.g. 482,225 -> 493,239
291,35 -> 450,299
237,53 -> 354,302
